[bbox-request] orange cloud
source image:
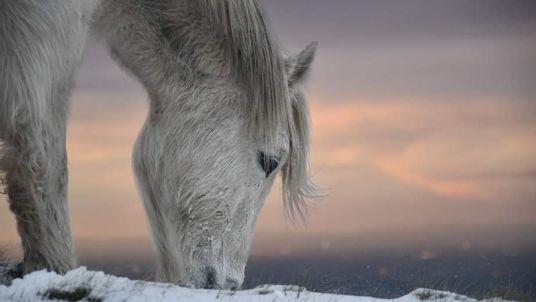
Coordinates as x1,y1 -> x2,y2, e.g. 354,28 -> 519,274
374,157 -> 487,198
308,98 -> 536,200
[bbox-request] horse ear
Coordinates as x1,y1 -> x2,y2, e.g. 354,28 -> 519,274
286,41 -> 317,87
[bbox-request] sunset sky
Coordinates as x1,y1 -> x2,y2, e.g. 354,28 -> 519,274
1,0 -> 535,258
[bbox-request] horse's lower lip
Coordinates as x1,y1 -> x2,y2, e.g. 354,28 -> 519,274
200,267 -> 241,290
224,278 -> 240,291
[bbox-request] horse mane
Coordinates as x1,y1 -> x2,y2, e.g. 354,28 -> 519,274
197,0 -> 289,142
282,86 -> 318,221
164,0 -> 316,221
165,0 -> 289,141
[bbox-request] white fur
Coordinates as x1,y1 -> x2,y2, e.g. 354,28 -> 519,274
0,0 -> 317,289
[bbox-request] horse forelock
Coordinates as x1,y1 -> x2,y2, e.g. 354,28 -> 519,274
201,0 -> 318,221
189,0 -> 287,142
164,0 -> 316,221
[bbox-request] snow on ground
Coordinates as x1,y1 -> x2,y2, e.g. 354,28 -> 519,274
0,267 -> 514,302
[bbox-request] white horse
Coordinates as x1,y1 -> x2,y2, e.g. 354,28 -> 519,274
0,0 -> 317,290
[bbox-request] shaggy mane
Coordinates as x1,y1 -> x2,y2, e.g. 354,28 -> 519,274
200,0 -> 317,221
197,0 -> 290,144
164,0 -> 317,220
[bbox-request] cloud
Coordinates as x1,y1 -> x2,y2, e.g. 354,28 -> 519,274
309,99 -> 536,200
264,0 -> 536,47
263,0 -> 536,102
374,157 -> 486,198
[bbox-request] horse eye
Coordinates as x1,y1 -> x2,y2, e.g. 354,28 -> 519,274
257,152 -> 279,177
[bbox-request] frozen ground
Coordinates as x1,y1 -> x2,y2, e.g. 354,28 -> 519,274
0,267 -> 515,302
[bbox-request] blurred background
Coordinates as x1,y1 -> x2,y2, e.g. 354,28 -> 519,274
1,0 -> 535,299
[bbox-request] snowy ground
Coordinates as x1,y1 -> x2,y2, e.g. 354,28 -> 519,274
0,267 -> 515,302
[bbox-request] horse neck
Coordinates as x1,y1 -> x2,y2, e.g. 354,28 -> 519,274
94,0 -> 229,92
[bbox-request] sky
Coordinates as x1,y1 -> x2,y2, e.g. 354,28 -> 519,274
1,0 -> 535,258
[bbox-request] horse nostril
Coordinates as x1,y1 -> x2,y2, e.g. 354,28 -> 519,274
225,278 -> 241,291
203,267 -> 217,289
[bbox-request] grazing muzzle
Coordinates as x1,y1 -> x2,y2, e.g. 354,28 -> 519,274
132,42 -> 317,289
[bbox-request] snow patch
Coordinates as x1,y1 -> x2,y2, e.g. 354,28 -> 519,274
0,267 -> 516,302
